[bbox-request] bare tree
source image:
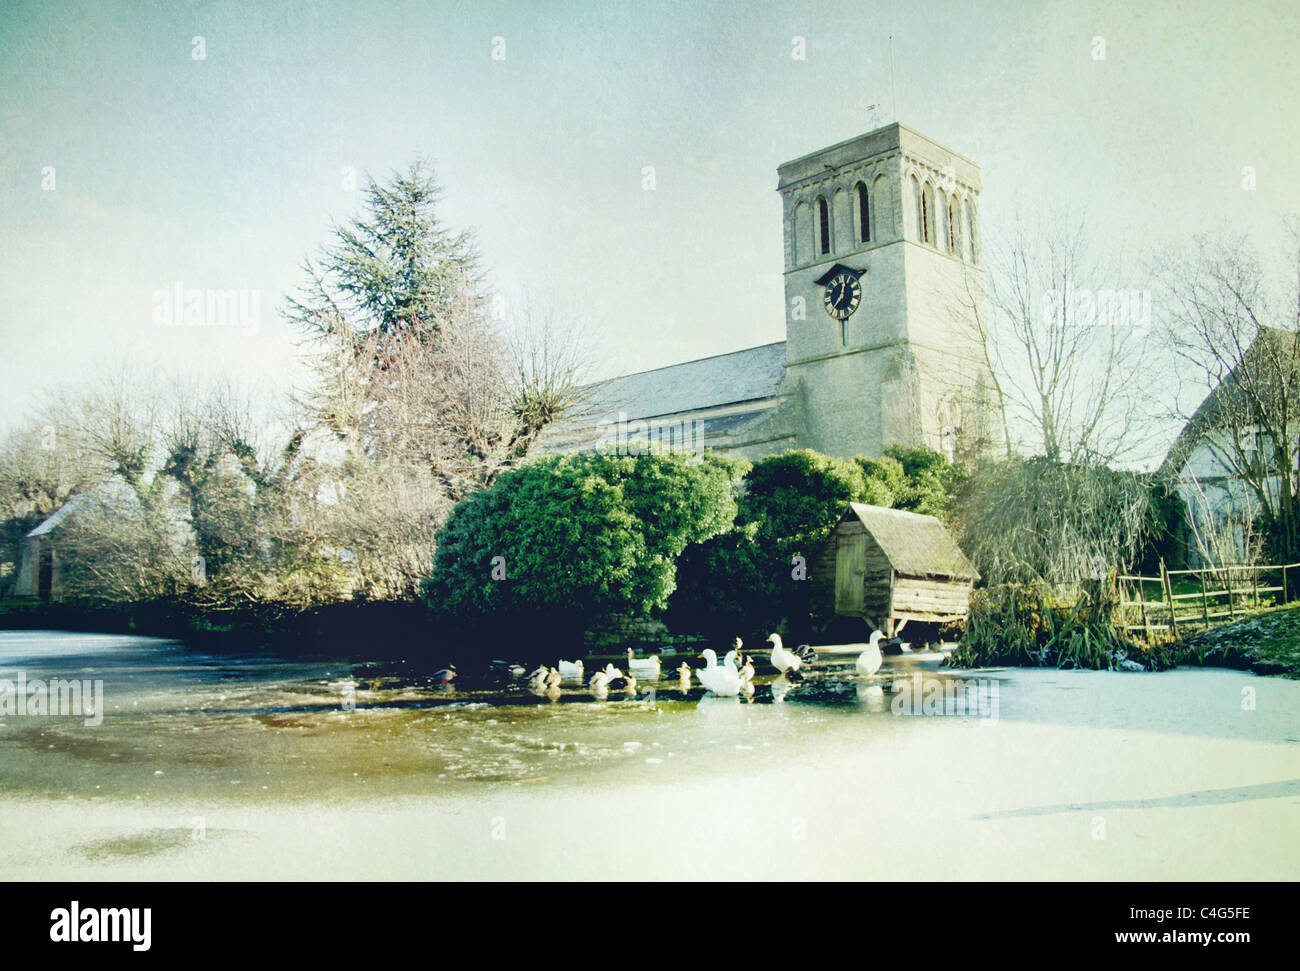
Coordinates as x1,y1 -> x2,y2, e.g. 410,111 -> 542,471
1180,473 -> 1265,569
943,210 -> 1158,465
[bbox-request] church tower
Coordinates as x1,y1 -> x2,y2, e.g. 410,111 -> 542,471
777,123 -> 999,462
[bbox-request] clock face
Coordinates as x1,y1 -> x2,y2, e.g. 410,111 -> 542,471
823,271 -> 862,320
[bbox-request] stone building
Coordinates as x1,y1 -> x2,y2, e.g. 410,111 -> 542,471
543,122 -> 1002,463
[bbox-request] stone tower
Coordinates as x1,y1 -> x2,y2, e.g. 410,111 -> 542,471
777,123 -> 999,462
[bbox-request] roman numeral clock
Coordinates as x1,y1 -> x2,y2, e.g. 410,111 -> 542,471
815,263 -> 865,345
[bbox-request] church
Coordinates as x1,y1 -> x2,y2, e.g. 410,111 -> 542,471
543,122 -> 1003,464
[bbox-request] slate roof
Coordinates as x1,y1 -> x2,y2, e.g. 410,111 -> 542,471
845,502 -> 979,581
1163,326 -> 1300,473
26,495 -> 89,537
582,342 -> 788,422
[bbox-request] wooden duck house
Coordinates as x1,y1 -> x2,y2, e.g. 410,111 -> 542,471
813,503 -> 979,637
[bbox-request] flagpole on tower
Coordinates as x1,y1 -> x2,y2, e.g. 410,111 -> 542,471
889,36 -> 898,121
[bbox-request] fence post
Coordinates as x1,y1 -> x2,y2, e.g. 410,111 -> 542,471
1285,564 -> 1290,605
1251,566 -> 1259,609
1139,581 -> 1152,641
1226,568 -> 1235,618
1200,570 -> 1210,628
1161,559 -> 1179,639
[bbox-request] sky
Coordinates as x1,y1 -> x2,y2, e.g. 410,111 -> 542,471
1,0 -> 1298,463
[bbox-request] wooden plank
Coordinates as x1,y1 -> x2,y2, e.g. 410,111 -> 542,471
1161,559 -> 1179,639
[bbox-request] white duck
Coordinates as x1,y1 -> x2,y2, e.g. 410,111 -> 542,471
557,659 -> 584,681
767,633 -> 802,675
696,649 -> 742,697
856,631 -> 885,676
626,649 -> 662,680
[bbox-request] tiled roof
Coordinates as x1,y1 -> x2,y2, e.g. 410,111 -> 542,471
583,342 -> 787,421
1163,327 -> 1300,473
846,502 -> 979,580
26,495 -> 89,537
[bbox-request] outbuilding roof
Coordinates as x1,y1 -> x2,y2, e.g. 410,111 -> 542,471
843,502 -> 979,581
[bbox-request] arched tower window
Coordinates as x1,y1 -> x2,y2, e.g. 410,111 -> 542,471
966,201 -> 978,264
856,182 -> 870,243
910,176 -> 922,242
936,188 -> 949,252
921,181 -> 934,246
793,201 -> 811,265
948,201 -> 958,254
817,196 -> 831,255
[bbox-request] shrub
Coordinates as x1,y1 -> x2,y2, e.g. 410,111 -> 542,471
422,452 -> 742,637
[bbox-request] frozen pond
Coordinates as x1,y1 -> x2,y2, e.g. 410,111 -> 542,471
0,630 -> 1297,879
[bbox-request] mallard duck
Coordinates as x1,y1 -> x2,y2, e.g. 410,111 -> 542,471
527,666 -> 549,688
557,659 -> 584,680
544,667 -> 563,689
794,644 -> 817,663
432,665 -> 457,683
677,662 -> 692,686
696,649 -> 742,697
738,654 -> 755,684
856,631 -> 885,676
608,673 -> 637,691
767,633 -> 802,675
626,649 -> 662,680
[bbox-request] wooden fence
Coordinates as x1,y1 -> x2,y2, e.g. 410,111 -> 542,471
1117,561 -> 1299,640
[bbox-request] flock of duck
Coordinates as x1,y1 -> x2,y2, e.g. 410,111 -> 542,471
431,630 -> 887,700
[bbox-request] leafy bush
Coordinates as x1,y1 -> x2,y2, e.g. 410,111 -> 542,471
880,445 -> 966,519
739,450 -> 866,554
853,454 -> 905,507
422,452 -> 742,634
